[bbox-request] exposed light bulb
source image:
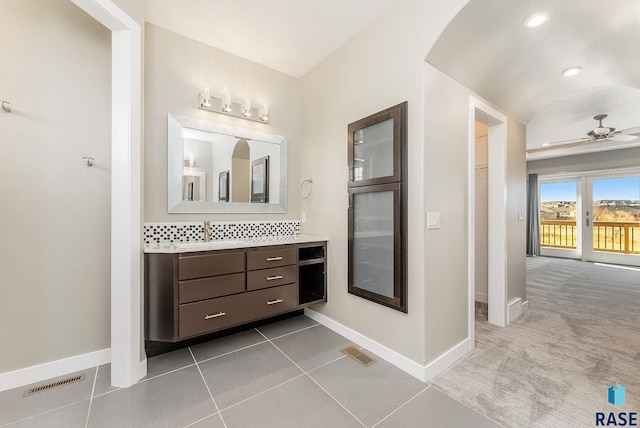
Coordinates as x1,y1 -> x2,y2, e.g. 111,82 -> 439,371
242,98 -> 252,118
222,93 -> 232,113
202,88 -> 211,108
259,103 -> 269,122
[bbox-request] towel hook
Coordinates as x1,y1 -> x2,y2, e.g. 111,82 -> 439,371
1,101 -> 11,113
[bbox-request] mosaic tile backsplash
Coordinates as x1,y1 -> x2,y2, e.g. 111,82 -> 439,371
143,220 -> 300,244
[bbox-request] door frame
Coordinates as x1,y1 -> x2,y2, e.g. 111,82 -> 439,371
538,176 -> 583,260
71,0 -> 144,387
468,97 -> 508,345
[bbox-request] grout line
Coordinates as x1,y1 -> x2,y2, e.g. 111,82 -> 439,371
193,339 -> 268,365
84,366 -> 99,428
370,385 -> 431,428
217,374 -> 306,413
182,413 -> 222,428
133,363 -> 197,385
261,323 -> 320,341
2,398 -> 92,427
255,329 -> 368,428
188,347 -> 227,428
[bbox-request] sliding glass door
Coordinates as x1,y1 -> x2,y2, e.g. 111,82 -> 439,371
538,172 -> 640,266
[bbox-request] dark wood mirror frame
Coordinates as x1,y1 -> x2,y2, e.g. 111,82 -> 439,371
347,102 -> 408,313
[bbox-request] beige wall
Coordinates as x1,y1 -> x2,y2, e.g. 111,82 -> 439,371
0,0 -> 111,373
300,0 -> 471,366
144,24 -> 301,222
506,117 -> 527,303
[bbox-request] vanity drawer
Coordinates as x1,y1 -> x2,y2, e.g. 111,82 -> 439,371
178,251 -> 244,280
178,284 -> 298,339
242,283 -> 299,322
247,265 -> 297,291
246,246 -> 296,270
178,273 -> 245,304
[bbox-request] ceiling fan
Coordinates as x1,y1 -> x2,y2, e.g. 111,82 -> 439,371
527,114 -> 640,154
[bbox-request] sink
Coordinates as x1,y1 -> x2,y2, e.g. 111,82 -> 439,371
174,240 -> 241,251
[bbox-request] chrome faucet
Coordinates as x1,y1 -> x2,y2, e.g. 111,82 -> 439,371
204,221 -> 211,242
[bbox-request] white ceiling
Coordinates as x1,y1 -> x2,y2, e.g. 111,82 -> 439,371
145,0 -> 398,78
426,0 -> 640,159
146,0 -> 640,160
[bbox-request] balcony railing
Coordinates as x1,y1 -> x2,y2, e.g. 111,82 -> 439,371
540,220 -> 640,254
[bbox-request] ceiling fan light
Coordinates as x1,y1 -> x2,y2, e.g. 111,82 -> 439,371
594,127 -> 610,136
523,12 -> 550,29
561,66 -> 583,77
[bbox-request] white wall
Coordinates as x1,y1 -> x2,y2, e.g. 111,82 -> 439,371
0,0 -> 111,373
144,23 -> 301,221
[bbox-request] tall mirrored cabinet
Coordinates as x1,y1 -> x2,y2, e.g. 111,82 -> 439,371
348,102 -> 407,312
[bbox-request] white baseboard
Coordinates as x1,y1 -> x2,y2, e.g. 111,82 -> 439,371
304,308 -> 472,382
0,348 -> 111,393
475,292 -> 488,304
508,297 -> 523,324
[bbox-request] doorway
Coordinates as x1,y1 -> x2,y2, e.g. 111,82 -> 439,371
468,97 -> 508,345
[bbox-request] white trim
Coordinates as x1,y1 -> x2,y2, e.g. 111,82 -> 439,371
0,349 -> 110,393
422,338 -> 472,381
304,309 -> 471,382
475,292 -> 488,304
71,0 -> 144,388
469,97 -> 508,329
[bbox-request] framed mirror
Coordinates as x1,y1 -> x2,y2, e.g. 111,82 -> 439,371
168,113 -> 287,213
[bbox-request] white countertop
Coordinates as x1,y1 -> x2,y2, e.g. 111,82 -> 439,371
143,234 -> 328,254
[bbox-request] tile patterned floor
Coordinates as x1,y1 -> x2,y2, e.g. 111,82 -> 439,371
0,316 -> 501,427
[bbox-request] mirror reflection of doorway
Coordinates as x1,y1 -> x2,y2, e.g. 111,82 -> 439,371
251,156 -> 269,203
231,138 -> 250,202
218,170 -> 229,202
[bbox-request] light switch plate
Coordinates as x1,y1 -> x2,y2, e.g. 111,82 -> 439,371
426,212 -> 440,230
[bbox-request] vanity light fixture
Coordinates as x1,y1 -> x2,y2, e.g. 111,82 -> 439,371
561,66 -> 583,77
523,12 -> 550,29
198,89 -> 269,124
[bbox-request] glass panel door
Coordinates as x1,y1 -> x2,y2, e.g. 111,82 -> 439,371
348,183 -> 402,309
584,175 -> 640,265
539,179 -> 581,259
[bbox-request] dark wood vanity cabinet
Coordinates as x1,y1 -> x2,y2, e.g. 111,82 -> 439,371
145,241 -> 326,343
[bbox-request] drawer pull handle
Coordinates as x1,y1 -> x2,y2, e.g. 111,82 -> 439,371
266,298 -> 283,305
266,256 -> 284,261
204,311 -> 226,320
266,275 -> 284,281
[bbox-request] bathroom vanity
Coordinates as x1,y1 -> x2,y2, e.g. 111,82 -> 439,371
144,236 -> 327,342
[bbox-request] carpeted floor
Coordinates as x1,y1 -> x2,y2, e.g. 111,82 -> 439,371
433,256 -> 640,427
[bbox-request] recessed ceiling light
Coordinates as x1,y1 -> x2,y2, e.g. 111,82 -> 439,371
542,143 -> 550,147
523,12 -> 550,29
561,66 -> 583,77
